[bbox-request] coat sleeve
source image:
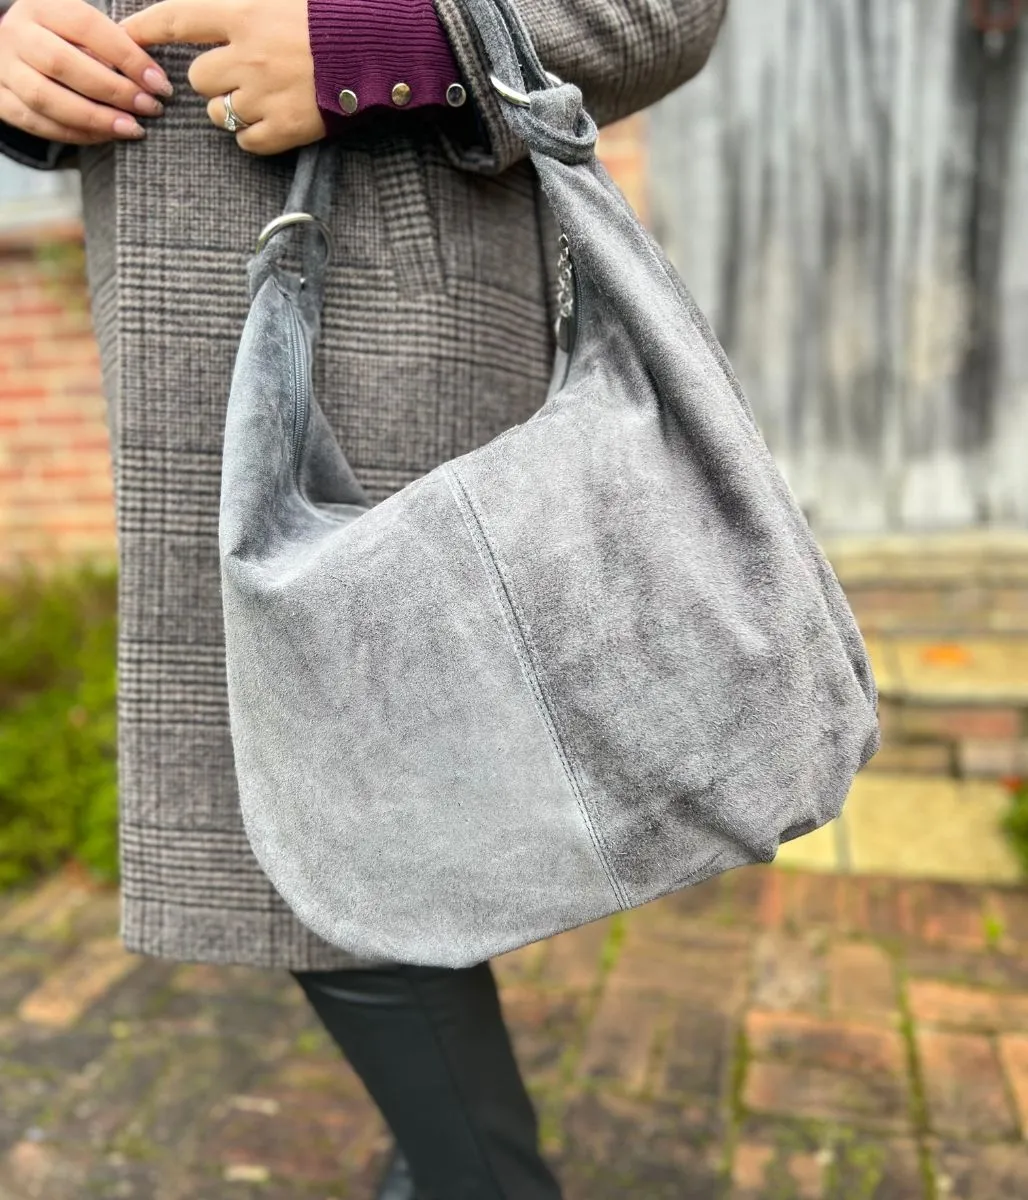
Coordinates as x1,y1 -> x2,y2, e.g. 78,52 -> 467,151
0,122 -> 77,170
0,0 -> 726,176
434,0 -> 727,174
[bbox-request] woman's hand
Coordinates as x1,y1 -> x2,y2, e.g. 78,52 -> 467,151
0,0 -> 172,145
122,0 -> 325,156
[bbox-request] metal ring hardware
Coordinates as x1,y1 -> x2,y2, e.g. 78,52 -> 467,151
489,71 -> 563,108
255,213 -> 334,264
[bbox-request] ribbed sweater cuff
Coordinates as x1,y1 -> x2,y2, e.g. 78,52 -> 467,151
309,0 -> 463,123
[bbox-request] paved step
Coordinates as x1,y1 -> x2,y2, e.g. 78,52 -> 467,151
823,535 -> 1028,787
826,531 -> 1028,636
6,869 -> 1028,1198
867,636 -> 1028,706
778,774 -> 1022,884
826,530 -> 1028,586
856,635 -> 1028,781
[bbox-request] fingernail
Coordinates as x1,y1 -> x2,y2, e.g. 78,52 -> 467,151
143,67 -> 174,97
133,92 -> 164,116
113,115 -> 146,138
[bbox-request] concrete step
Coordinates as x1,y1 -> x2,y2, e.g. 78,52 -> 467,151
775,536 -> 1028,884
867,635 -> 1028,706
826,531 -> 1028,635
858,635 -> 1028,780
777,773 -> 1021,885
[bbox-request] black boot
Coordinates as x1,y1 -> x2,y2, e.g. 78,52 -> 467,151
294,962 -> 563,1200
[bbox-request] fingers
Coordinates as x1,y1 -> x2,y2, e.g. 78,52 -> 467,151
0,82 -> 112,145
205,91 -> 255,126
23,26 -> 163,117
205,92 -> 275,154
206,93 -> 240,129
30,0 -> 174,96
203,92 -> 313,157
121,0 -> 231,48
187,45 -> 236,99
237,120 -> 321,157
2,56 -> 146,138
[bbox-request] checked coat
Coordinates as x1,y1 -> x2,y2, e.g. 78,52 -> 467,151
0,0 -> 726,968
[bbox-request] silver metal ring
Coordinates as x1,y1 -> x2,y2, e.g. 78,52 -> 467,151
222,92 -> 250,134
255,212 -> 334,264
489,71 -> 563,108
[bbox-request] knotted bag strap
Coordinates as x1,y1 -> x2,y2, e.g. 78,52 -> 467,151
455,0 -> 598,167
248,0 -> 602,320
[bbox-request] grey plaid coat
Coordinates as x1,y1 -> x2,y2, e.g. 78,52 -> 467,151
1,0 -> 726,968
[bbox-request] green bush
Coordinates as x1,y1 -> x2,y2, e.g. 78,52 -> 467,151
1004,781 -> 1028,878
0,567 -> 118,888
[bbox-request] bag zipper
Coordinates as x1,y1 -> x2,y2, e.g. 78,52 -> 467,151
285,302 -> 310,483
282,296 -> 359,527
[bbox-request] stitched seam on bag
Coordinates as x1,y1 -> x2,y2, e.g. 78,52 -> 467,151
443,465 -> 627,909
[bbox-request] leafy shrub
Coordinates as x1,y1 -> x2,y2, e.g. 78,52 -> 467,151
0,567 -> 117,888
1003,779 -> 1028,878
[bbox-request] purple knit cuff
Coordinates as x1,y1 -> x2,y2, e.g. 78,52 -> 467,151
308,0 -> 464,127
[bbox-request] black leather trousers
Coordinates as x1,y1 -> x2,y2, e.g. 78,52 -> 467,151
293,962 -> 563,1200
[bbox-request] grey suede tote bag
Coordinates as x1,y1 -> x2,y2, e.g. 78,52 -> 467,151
219,0 -> 879,968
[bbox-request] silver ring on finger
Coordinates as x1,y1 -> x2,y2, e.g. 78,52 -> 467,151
222,92 -> 250,134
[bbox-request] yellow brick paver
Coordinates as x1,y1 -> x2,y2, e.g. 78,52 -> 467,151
0,873 -> 93,939
775,819 -> 844,873
863,635 -> 902,696
844,775 -> 1021,884
17,937 -> 141,1028
887,636 -> 1028,704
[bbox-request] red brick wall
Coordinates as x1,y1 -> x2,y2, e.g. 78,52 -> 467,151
0,118 -> 649,572
597,114 -> 649,223
0,225 -> 115,569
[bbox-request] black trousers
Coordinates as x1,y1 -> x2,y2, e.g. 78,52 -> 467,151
293,962 -> 563,1200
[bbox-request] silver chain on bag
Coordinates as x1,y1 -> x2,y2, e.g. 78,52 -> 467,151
555,233 -> 575,350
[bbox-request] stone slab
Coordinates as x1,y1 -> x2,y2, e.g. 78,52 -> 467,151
864,636 -> 903,695
888,637 -> 1028,704
17,939 -> 141,1028
824,531 -> 1028,587
774,819 -> 843,873
844,775 -> 1021,884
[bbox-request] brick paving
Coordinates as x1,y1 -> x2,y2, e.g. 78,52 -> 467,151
4,869 -> 1028,1198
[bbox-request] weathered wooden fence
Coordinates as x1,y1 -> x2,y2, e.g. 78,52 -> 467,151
650,0 -> 1028,535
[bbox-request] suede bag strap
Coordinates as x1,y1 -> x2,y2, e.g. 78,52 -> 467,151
250,0 -> 600,317
454,0 -> 598,167
247,141 -> 340,311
